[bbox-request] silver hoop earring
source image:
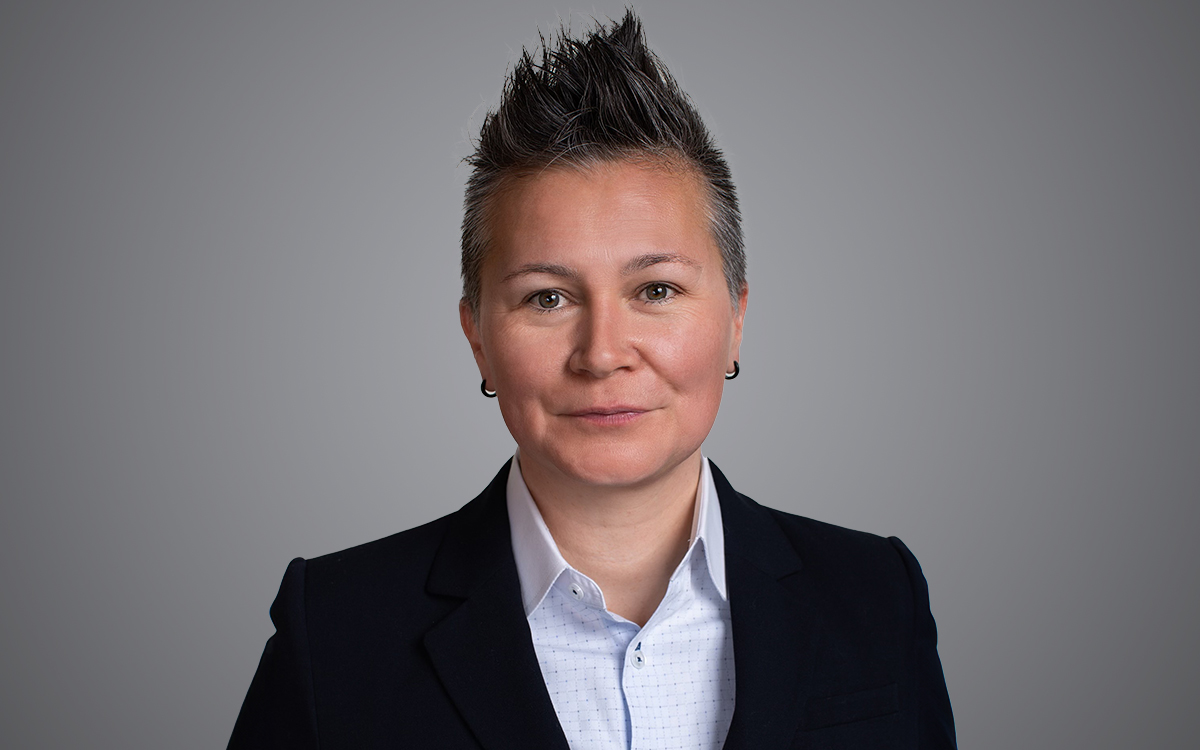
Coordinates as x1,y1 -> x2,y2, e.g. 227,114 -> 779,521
725,361 -> 739,380
480,379 -> 497,398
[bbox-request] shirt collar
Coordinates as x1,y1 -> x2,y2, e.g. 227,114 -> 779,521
506,450 -> 728,618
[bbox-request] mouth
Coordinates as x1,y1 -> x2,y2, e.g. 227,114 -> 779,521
564,406 -> 651,426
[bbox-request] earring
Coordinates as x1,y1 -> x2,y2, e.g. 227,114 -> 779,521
725,361 -> 739,380
480,379 -> 497,398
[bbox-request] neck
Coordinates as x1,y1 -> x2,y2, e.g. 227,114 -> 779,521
519,451 -> 702,627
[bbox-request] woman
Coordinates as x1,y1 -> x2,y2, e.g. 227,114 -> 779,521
229,11 -> 955,750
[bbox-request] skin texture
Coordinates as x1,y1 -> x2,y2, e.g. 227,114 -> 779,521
460,160 -> 748,624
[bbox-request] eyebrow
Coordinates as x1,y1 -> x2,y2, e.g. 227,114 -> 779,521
501,263 -> 580,283
501,253 -> 701,283
622,252 -> 701,274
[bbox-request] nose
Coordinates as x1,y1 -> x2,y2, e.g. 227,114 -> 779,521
568,298 -> 637,378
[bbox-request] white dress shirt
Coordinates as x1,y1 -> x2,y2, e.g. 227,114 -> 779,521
506,452 -> 736,750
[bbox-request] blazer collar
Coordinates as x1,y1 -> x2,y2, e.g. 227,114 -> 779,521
423,460 -> 571,750
422,459 -> 815,750
711,460 -> 817,750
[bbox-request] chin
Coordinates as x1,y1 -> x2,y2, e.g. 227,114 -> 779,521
545,439 -> 695,488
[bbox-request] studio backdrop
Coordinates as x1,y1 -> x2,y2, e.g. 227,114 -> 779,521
1,1 -> 1197,748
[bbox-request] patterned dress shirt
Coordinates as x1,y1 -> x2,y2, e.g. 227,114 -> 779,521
506,452 -> 736,750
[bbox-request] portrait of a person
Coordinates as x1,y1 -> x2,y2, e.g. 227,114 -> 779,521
228,10 -> 956,749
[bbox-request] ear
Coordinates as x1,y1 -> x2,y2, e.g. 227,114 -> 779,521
730,283 -> 748,365
459,300 -> 490,382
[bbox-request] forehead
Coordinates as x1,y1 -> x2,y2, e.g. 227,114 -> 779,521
485,161 -> 717,270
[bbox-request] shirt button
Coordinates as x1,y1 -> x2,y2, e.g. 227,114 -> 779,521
569,583 -> 583,600
632,652 -> 646,669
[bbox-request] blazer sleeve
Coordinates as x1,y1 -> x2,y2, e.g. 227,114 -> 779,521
888,537 -> 958,750
228,558 -> 320,750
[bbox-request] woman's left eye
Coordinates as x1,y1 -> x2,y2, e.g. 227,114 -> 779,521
642,283 -> 676,302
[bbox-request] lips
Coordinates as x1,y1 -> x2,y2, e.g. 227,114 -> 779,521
564,405 -> 651,426
565,405 -> 648,417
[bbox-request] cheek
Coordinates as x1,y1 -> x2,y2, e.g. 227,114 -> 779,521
492,362 -> 548,448
484,325 -> 561,434
488,324 -> 559,382
644,310 -> 733,389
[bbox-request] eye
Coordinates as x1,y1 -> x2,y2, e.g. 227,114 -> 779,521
642,283 -> 676,302
534,290 -> 561,309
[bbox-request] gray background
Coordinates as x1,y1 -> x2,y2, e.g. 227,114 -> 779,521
2,0 -> 1197,747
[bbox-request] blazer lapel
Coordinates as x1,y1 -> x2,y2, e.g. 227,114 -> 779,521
423,461 -> 571,750
711,462 -> 818,750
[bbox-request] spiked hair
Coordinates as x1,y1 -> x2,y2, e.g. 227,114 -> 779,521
460,10 -> 745,314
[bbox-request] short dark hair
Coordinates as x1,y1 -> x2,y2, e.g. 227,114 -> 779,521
460,9 -> 745,314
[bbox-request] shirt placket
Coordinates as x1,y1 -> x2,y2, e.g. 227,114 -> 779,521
622,565 -> 696,750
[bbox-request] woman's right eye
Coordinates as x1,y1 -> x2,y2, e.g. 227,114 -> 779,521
533,290 -> 561,309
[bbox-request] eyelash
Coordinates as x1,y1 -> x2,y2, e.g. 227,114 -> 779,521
639,282 -> 679,304
526,290 -> 566,314
524,283 -> 680,312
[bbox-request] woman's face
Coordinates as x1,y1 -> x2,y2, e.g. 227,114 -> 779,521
460,161 -> 747,491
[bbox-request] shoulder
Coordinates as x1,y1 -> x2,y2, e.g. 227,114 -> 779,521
297,460 -> 511,591
760,503 -> 912,582
302,513 -> 455,593
744,504 -> 955,745
283,461 -> 514,622
263,513 -> 461,645
264,506 -> 481,683
724,487 -> 923,622
710,459 -> 909,572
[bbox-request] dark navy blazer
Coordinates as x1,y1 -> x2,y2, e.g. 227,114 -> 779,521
229,460 -> 956,749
